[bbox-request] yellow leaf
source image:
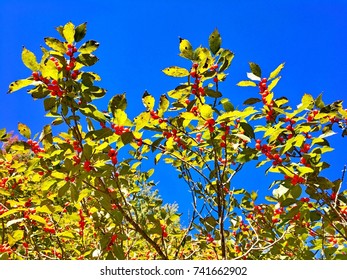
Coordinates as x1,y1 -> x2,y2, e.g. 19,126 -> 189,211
268,76 -> 281,91
18,122 -> 31,139
142,91 -> 155,110
269,62 -> 285,80
237,80 -> 257,87
22,47 -> 39,71
63,22 -> 75,44
162,66 -> 189,77
8,79 -> 33,93
179,38 -> 194,60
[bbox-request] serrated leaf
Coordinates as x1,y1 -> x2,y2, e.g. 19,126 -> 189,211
243,97 -> 261,105
22,47 -> 39,71
162,66 -> 189,77
74,22 -> 87,42
142,90 -> 155,110
44,37 -> 66,53
209,28 -> 221,55
78,40 -> 100,54
8,79 -> 33,93
18,122 -> 31,139
179,38 -> 194,60
269,63 -> 285,80
63,22 -> 75,44
249,62 -> 261,78
237,80 -> 257,87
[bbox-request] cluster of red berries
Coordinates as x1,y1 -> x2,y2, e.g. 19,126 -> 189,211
284,174 -> 305,186
204,118 -> 215,133
206,233 -> 214,243
72,140 -> 82,153
258,78 -> 275,121
255,139 -> 283,165
106,234 -> 118,251
73,155 -> 81,166
0,177 -> 8,189
111,124 -> 130,135
190,63 -> 205,97
78,209 -> 85,236
83,160 -> 93,172
161,224 -> 168,238
27,139 -> 44,154
162,129 -> 186,149
43,220 -> 56,234
47,80 -> 65,97
307,109 -> 319,122
220,122 -> 231,148
108,148 -> 118,165
0,243 -> 12,254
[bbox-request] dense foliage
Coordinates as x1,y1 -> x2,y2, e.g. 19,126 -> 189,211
1,22 -> 347,259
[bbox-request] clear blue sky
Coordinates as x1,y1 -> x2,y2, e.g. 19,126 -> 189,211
1,0 -> 347,224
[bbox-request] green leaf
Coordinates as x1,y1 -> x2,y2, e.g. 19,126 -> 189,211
167,85 -> 191,99
162,66 -> 189,77
290,185 -> 302,199
220,98 -> 234,112
237,80 -> 257,87
218,49 -> 234,72
142,90 -> 155,110
315,93 -> 325,109
18,122 -> 31,139
76,53 -> 98,66
80,104 -> 106,122
179,38 -> 194,60
44,97 -> 57,111
108,93 -> 127,116
28,84 -> 50,99
78,40 -> 100,54
8,79 -> 33,93
243,97 -> 261,105
63,22 -> 75,44
44,37 -> 67,53
249,62 -> 261,78
204,88 -> 222,98
74,22 -> 87,42
121,132 -> 134,145
269,62 -> 285,80
22,47 -> 39,71
240,122 -> 255,139
209,28 -> 222,55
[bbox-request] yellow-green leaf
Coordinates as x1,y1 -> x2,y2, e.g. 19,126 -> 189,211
237,80 -> 257,87
63,22 -> 75,44
18,122 -> 31,139
44,37 -> 66,53
8,79 -> 33,93
162,66 -> 189,77
179,38 -> 194,60
113,109 -> 127,126
41,60 -> 59,81
29,214 -> 47,225
200,104 -> 213,119
268,76 -> 281,91
159,94 -> 169,114
269,62 -> 285,80
78,40 -> 100,54
209,28 -> 222,55
301,93 -> 315,109
22,47 -> 39,71
142,91 -> 155,110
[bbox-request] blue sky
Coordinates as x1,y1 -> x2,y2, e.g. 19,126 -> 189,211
1,0 -> 347,223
